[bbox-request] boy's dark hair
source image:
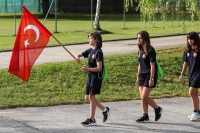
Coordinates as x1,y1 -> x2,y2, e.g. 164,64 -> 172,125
186,31 -> 200,52
137,30 -> 152,54
88,32 -> 102,48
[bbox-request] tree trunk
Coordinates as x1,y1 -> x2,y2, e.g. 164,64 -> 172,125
42,0 -> 50,17
93,0 -> 101,30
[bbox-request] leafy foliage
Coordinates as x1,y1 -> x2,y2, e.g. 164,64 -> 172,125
126,0 -> 200,33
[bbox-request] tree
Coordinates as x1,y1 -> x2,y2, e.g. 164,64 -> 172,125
94,0 -> 101,30
126,0 -> 200,33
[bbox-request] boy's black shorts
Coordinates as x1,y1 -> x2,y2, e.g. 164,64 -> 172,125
86,86 -> 101,95
138,73 -> 157,88
86,74 -> 102,95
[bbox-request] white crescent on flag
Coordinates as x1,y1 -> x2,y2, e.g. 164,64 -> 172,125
24,24 -> 40,47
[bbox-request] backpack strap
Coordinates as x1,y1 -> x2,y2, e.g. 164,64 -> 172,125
95,50 -> 103,79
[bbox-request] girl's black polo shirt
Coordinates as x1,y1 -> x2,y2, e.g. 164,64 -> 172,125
138,46 -> 156,74
183,50 -> 200,81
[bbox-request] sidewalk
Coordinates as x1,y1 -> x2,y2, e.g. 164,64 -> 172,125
0,35 -> 186,69
1,35 -> 200,133
0,97 -> 200,133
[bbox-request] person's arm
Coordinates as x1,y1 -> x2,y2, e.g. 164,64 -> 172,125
136,64 -> 140,84
150,62 -> 155,79
82,50 -> 103,72
149,62 -> 155,87
76,54 -> 83,58
179,62 -> 187,82
75,54 -> 83,63
76,48 -> 91,63
82,61 -> 102,72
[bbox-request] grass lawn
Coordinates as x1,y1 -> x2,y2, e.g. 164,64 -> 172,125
0,13 -> 200,50
0,12 -> 197,109
0,46 -> 190,109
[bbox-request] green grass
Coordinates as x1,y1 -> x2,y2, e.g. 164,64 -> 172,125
0,12 -> 197,108
0,13 -> 199,50
0,46 -> 191,109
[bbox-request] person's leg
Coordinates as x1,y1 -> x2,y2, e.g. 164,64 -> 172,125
141,87 -> 162,121
81,94 -> 96,126
89,94 -> 96,120
139,86 -> 148,114
140,87 -> 158,111
136,86 -> 150,123
93,96 -> 111,123
189,87 -> 199,111
94,98 -> 105,111
189,87 -> 200,121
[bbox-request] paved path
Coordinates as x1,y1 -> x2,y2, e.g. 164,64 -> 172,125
0,97 -> 200,133
0,35 -> 186,69
1,35 -> 200,133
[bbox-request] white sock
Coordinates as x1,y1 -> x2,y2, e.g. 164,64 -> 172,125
103,107 -> 107,112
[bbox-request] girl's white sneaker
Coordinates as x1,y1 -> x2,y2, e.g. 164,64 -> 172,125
189,112 -> 200,121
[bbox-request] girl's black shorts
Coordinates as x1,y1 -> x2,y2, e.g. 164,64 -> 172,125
189,80 -> 200,88
138,73 -> 157,88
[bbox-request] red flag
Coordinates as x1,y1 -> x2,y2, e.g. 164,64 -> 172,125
8,6 -> 52,82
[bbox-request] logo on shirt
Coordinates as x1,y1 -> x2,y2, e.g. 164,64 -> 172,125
194,53 -> 197,57
187,53 -> 190,57
143,54 -> 146,58
92,54 -> 95,59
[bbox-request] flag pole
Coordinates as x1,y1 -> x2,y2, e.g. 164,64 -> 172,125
51,35 -> 84,66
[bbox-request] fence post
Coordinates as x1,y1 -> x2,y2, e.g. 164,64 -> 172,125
55,0 -> 57,32
91,0 -> 93,30
123,0 -> 126,28
14,0 -> 16,35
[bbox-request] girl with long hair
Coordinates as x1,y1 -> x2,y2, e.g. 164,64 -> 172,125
179,31 -> 200,121
136,30 -> 163,123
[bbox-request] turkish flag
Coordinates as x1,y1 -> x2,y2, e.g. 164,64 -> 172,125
8,6 -> 52,82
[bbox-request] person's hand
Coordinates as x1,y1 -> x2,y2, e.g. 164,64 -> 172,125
76,58 -> 80,63
136,74 -> 139,84
136,78 -> 139,84
82,65 -> 89,72
179,75 -> 183,82
149,80 -> 154,87
76,55 -> 80,63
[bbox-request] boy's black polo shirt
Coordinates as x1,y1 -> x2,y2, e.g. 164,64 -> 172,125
82,48 -> 103,89
82,48 -> 103,74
